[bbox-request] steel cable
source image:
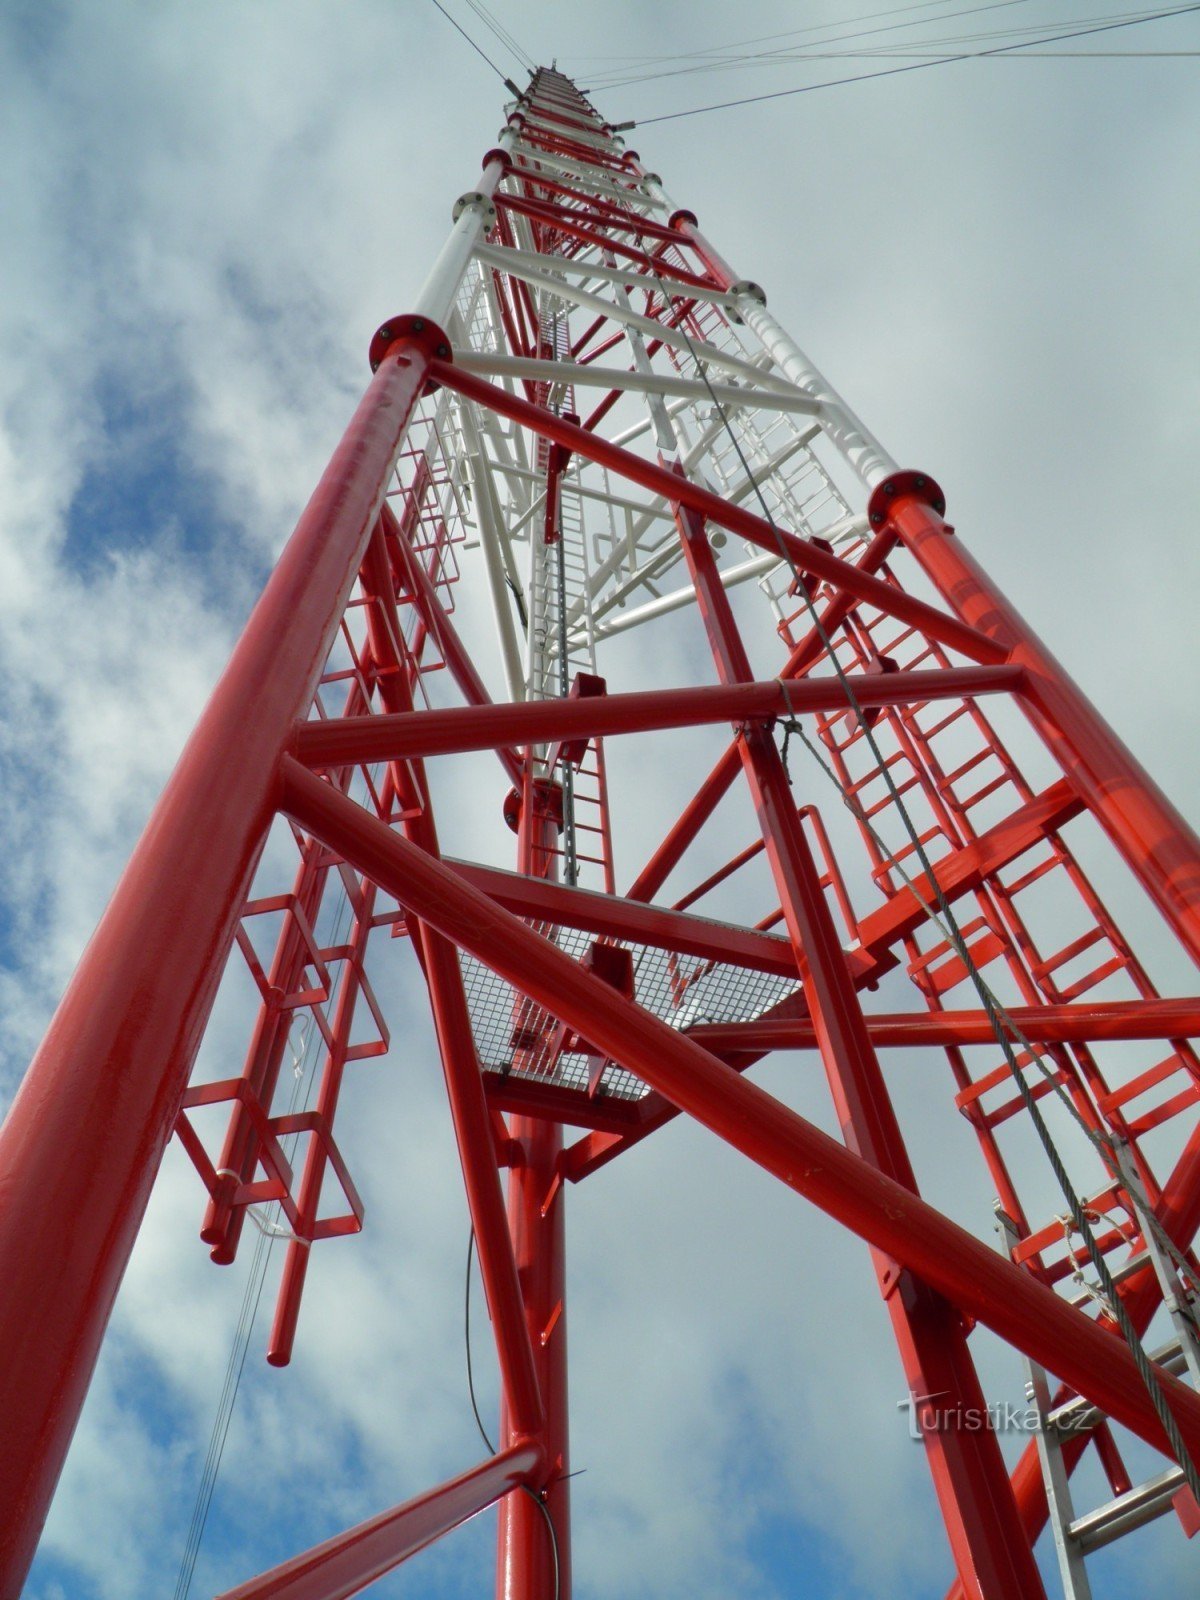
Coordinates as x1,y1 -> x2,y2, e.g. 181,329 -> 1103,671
628,4 -> 1200,123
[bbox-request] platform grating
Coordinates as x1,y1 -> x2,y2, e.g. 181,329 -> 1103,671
459,924 -> 801,1101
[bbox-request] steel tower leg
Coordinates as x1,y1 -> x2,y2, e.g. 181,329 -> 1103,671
674,501 -> 1044,1599
497,1114 -> 570,1600
498,774 -> 572,1600
0,334 -> 434,1594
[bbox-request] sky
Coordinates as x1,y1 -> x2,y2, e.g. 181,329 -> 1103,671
1,2 -> 1199,1598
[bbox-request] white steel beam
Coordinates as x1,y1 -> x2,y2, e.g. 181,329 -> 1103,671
454,353 -> 822,419
466,250 -> 808,397
475,243 -> 732,308
586,552 -> 785,642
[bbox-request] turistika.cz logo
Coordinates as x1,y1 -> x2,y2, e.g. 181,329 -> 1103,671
897,1390 -> 1089,1441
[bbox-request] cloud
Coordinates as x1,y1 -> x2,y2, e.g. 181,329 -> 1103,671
3,4 -> 1198,1599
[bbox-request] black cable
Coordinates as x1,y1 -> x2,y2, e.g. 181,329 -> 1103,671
465,1226 -> 497,1454
464,1236 -> 561,1600
632,3 -> 1200,123
587,0 -> 1045,90
427,0 -> 509,82
519,1484 -> 561,1600
462,0 -> 537,74
574,0 -> 990,73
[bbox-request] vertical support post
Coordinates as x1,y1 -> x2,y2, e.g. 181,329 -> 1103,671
0,336 -> 435,1594
672,494 -> 1046,1599
497,786 -> 571,1600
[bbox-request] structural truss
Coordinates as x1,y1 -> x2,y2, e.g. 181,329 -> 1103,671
2,65 -> 1200,1600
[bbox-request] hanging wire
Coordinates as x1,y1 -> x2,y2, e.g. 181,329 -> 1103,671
633,237 -> 1200,1499
570,0 -> 1019,69
585,0 -> 1049,89
427,0 -> 511,83
464,1230 -> 561,1600
461,0 -> 537,74
580,0 -> 1197,91
465,1226 -> 497,1455
628,3 -> 1200,123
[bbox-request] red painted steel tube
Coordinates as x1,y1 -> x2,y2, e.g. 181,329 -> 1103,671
0,336 -> 433,1595
886,491 -> 1200,963
498,790 -> 571,1600
497,1120 -> 569,1600
676,499 -> 1041,1596
689,997 -> 1200,1053
279,755 -> 1200,1467
483,1070 -> 643,1134
445,857 -> 796,976
431,362 -> 1007,669
215,1439 -> 543,1600
293,666 -> 1024,769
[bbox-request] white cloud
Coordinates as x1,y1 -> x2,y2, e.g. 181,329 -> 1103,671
3,4 -> 1198,1599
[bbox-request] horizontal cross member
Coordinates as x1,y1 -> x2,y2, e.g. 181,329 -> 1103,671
688,997 -> 1200,1053
293,667 -> 1024,768
456,351 -> 823,417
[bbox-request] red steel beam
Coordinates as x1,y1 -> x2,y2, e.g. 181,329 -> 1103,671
883,487 -> 1200,966
482,1070 -> 644,1133
688,997 -> 1200,1053
445,857 -> 797,977
497,788 -> 572,1600
431,361 -> 1007,669
0,333 -> 435,1597
674,492 -> 1042,1595
215,1439 -> 543,1600
293,666 -> 1023,769
278,756 -> 1200,1469
495,194 -> 712,286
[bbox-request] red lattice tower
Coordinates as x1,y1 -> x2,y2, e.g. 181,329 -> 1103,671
2,66 -> 1199,1600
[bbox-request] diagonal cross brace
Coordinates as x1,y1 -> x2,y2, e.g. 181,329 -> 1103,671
431,361 -> 1006,668
280,755 -> 1200,1473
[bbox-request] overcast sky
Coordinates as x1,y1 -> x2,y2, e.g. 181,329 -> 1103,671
2,3 -> 1198,1598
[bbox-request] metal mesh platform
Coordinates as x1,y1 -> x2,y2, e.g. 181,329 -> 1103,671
459,923 -> 802,1100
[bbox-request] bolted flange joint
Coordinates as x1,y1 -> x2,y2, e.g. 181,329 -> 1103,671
481,148 -> 513,177
639,171 -> 662,188
452,190 -> 498,226
668,207 -> 699,232
867,470 -> 947,529
368,314 -> 453,375
502,780 -> 565,836
727,279 -> 767,324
